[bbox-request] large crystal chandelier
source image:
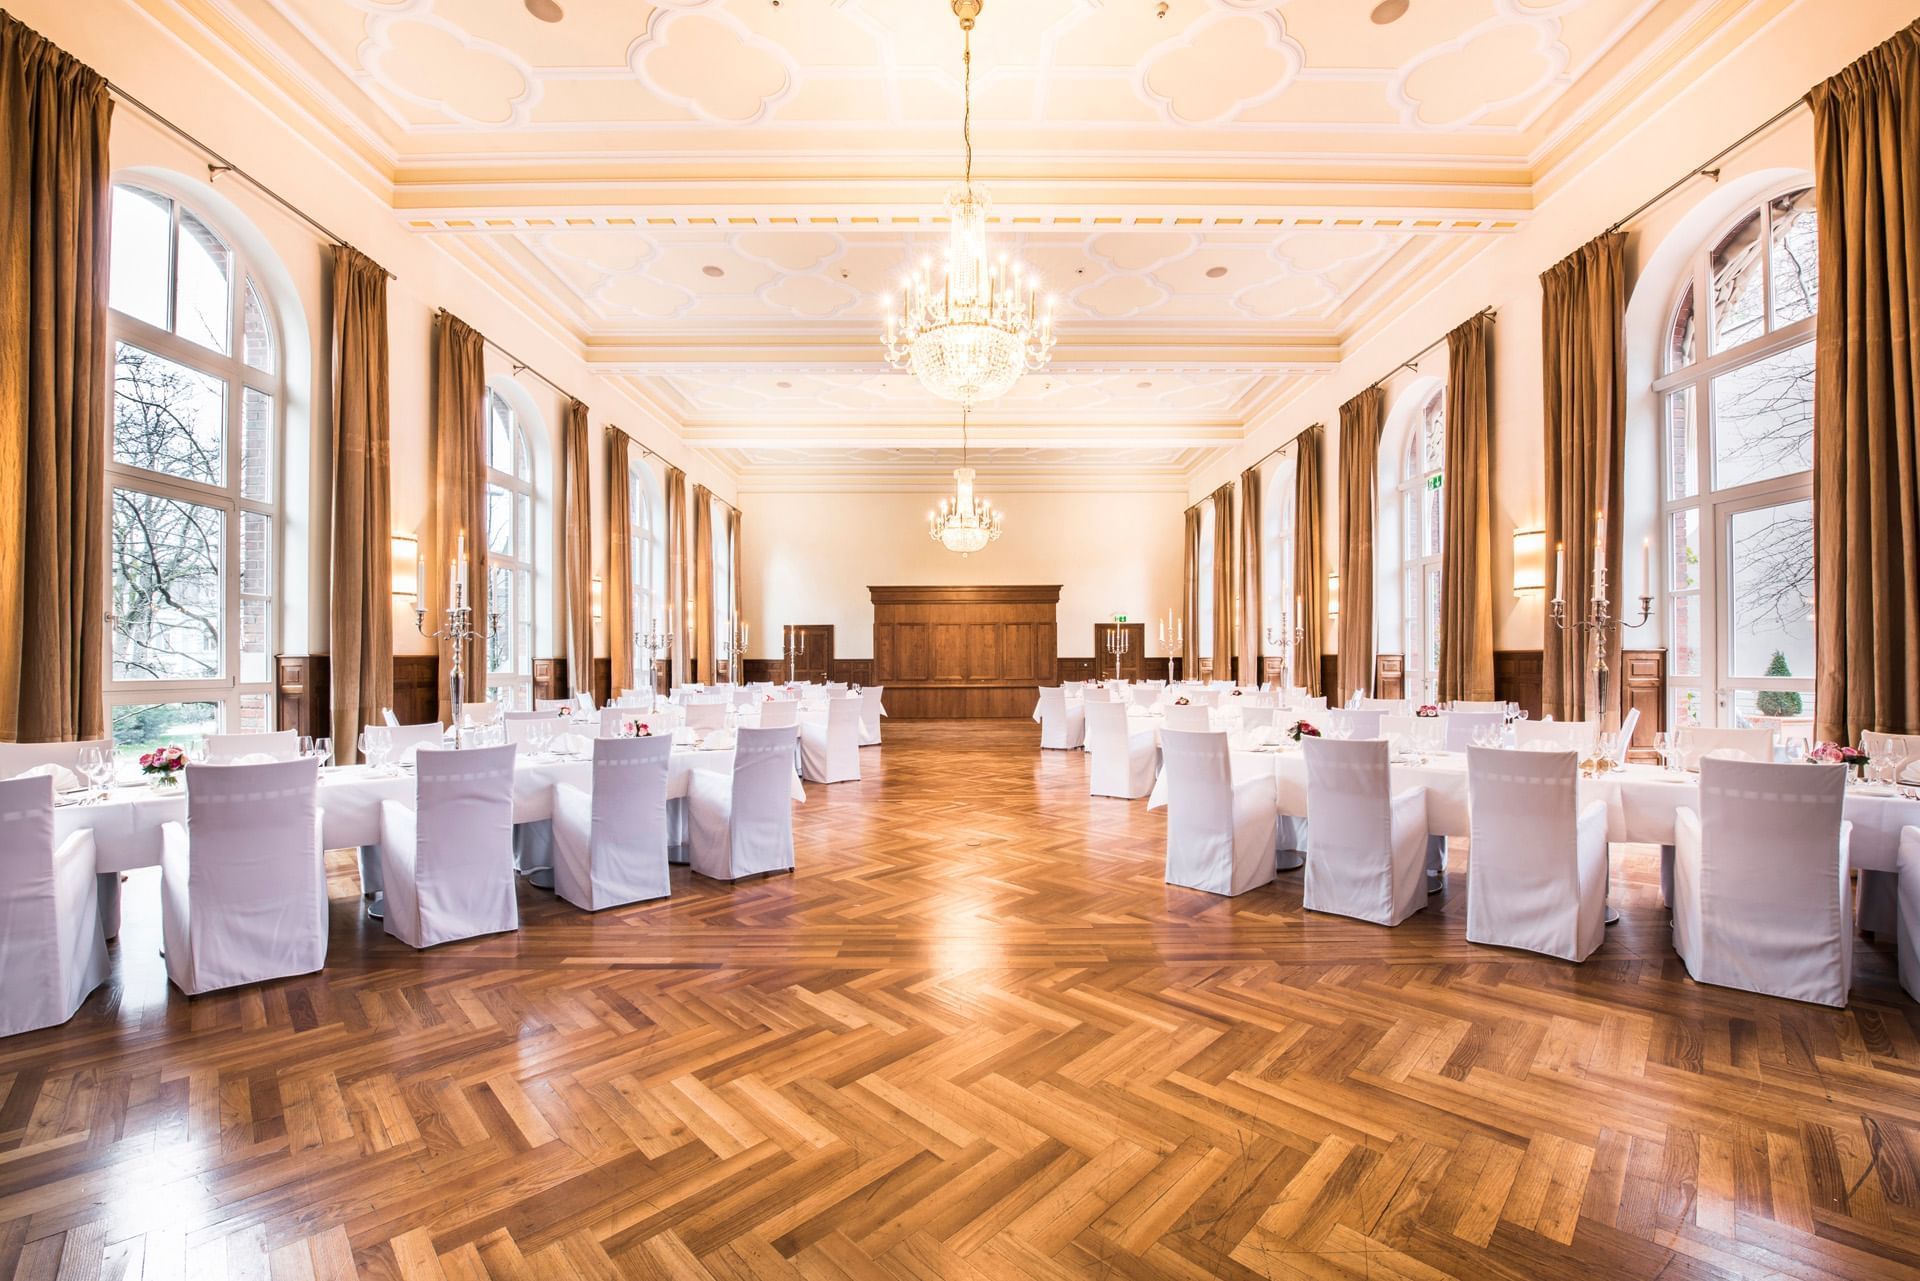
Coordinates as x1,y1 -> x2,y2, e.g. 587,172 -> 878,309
883,0 -> 1055,408
930,410 -> 1003,556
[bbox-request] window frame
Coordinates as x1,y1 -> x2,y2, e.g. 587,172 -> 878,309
629,460 -> 661,676
1398,386 -> 1445,706
485,387 -> 536,710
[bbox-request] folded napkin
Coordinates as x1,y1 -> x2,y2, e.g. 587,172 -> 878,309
1244,724 -> 1278,748
13,762 -> 80,791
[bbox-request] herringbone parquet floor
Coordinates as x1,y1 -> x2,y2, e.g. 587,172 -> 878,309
5,721 -> 1919,1280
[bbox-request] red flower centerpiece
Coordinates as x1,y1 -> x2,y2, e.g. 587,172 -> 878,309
1230,688 -> 1244,697
1416,704 -> 1440,718
139,745 -> 187,787
1288,720 -> 1320,742
1173,696 -> 1191,706
1809,741 -> 1869,767
623,720 -> 653,738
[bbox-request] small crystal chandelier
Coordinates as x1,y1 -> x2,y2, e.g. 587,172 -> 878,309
930,410 -> 1003,556
883,0 -> 1055,409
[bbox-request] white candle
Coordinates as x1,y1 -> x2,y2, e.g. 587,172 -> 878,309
1642,536 -> 1652,598
1553,542 -> 1565,604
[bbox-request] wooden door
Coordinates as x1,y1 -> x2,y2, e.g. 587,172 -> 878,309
781,625 -> 833,683
1092,623 -> 1146,682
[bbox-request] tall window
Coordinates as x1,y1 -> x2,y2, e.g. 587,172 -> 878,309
1399,388 -> 1445,705
485,388 -> 535,709
1261,460 -> 1296,684
1196,498 -> 1216,669
106,183 -> 280,753
1658,186 -> 1816,730
629,461 -> 660,668
712,497 -> 734,680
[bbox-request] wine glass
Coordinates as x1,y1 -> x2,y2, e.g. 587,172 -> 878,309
77,743 -> 112,801
311,737 -> 332,768
1783,734 -> 1809,764
529,717 -> 553,758
299,735 -> 314,758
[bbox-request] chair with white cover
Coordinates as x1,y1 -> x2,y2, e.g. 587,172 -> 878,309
1083,685 -> 1113,703
461,701 -> 500,727
377,745 -> 519,949
1237,705 -> 1278,733
1160,729 -> 1278,897
384,722 -> 447,764
799,696 -> 862,784
858,686 -> 886,746
1465,747 -> 1609,961
732,687 -> 757,707
1442,711 -> 1506,751
1188,690 -> 1220,708
1085,700 -> 1157,799
1450,700 -> 1508,714
1894,825 -> 1920,1001
1130,685 -> 1159,708
1858,733 -> 1920,934
203,730 -> 300,764
1163,703 -> 1211,732
824,682 -> 849,695
1672,758 -> 1851,1006
534,698 -> 574,713
684,700 -> 728,732
1324,708 -> 1382,740
759,699 -> 800,729
551,736 -> 672,910
0,738 -> 120,936
1355,697 -> 1409,714
1513,719 -> 1598,753
1034,688 -> 1085,750
160,758 -> 326,994
1287,696 -> 1329,716
1301,737 -> 1429,926
0,776 -> 109,1036
1675,726 -> 1771,770
689,725 -> 798,881
1380,714 -> 1420,743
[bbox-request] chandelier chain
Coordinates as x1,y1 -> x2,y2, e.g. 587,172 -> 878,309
962,26 -> 973,193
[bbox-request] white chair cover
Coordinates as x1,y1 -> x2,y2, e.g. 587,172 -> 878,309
1130,685 -> 1159,708
1615,707 -> 1641,762
461,701 -> 500,726
1859,733 -> 1920,934
1464,748 -> 1609,961
203,730 -> 300,764
1238,705 -> 1277,732
1034,687 -> 1085,750
1301,737 -> 1429,926
858,686 -> 886,746
1085,701 -> 1156,799
1188,690 -> 1220,708
0,776 -> 108,1036
378,744 -> 519,949
1163,703 -> 1211,732
1160,729 -> 1277,897
1287,696 -> 1329,716
824,682 -> 850,695
1380,714 -> 1420,742
1355,697 -> 1409,714
1324,708 -> 1382,740
690,725 -> 798,881
534,698 -> 573,713
1513,719 -> 1598,753
1442,711 -> 1506,752
685,701 -> 728,732
732,687 -> 757,707
1449,699 -> 1508,714
1672,758 -> 1851,1006
799,696 -> 862,784
1083,685 -> 1113,703
160,758 -> 325,994
1675,726 -> 1771,770
386,722 -> 448,764
759,699 -> 800,729
0,738 -> 119,935
1895,826 -> 1920,1002
552,736 -> 672,910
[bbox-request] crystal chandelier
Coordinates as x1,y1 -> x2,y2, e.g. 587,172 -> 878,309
930,410 -> 1003,556
883,0 -> 1055,408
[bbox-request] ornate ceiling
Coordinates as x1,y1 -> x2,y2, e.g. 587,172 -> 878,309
165,0 -> 1768,481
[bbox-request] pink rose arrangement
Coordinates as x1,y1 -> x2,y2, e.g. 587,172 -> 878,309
140,745 -> 187,784
1230,688 -> 1244,698
1173,696 -> 1191,706
1416,704 -> 1440,718
1809,741 -> 1869,766
1288,720 -> 1320,742
623,720 -> 653,738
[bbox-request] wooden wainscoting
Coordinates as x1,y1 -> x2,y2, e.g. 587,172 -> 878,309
533,658 -> 568,703
831,658 -> 875,686
870,584 -> 1059,718
1320,654 -> 1338,698
1493,649 -> 1544,720
392,654 -> 439,726
1059,656 -> 1171,684
1374,653 -> 1405,701
274,654 -> 330,738
1619,648 -> 1667,760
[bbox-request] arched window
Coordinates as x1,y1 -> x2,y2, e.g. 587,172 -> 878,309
1658,185 -> 1816,730
1398,387 -> 1445,705
105,182 -> 283,751
1196,498 -> 1216,670
629,461 -> 660,660
485,387 -> 535,709
1261,459 -> 1297,684
712,495 -> 735,680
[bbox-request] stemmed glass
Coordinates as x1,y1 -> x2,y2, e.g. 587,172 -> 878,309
1782,734 -> 1808,764
311,737 -> 332,768
77,742 -> 114,802
529,717 -> 553,759
359,726 -> 392,773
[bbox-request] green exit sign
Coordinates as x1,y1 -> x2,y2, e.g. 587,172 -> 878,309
1112,614 -> 1129,622
1426,473 -> 1443,491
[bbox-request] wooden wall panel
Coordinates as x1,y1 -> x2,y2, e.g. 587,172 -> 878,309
1619,648 -> 1666,761
392,655 -> 439,727
533,658 -> 567,704
275,654 -> 329,738
1493,649 -> 1544,720
1374,654 -> 1405,701
871,584 -> 1060,719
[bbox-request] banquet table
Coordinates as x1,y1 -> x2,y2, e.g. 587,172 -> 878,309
1145,745 -> 1920,873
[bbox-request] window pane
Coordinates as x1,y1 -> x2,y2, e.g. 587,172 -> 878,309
1668,507 -> 1700,593
1728,498 -> 1813,680
1673,688 -> 1704,728
1768,188 -> 1818,329
486,485 -> 513,554
1403,572 -> 1417,670
1402,490 -> 1417,562
240,511 -> 271,597
109,186 -> 172,329
516,492 -> 531,562
236,692 -> 272,734
1666,281 -> 1696,372
1423,398 -> 1445,472
175,210 -> 231,354
1424,568 -> 1440,676
1664,387 -> 1696,500
488,565 -> 511,673
1733,688 -> 1810,732
1709,208 -> 1764,354
489,395 -> 512,470
1670,592 -> 1701,677
114,343 -> 224,485
1423,477 -> 1443,559
240,599 -> 271,685
243,280 -> 275,373
112,488 -> 223,680
1711,341 -> 1813,490
516,569 -> 532,676
241,387 -> 273,502
111,701 -> 220,761
239,511 -> 271,685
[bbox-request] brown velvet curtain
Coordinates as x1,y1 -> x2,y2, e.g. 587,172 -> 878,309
664,465 -> 686,688
1337,387 -> 1383,700
0,14 -> 109,742
1293,426 -> 1325,696
605,430 -> 633,696
1238,465 -> 1261,687
1810,19 -> 1920,742
327,246 -> 392,763
1541,233 -> 1626,724
1438,311 -> 1496,702
691,483 -> 714,682
1179,504 -> 1201,683
560,397 -> 592,696
1209,482 -> 1234,680
431,312 -> 488,723
728,503 -> 742,678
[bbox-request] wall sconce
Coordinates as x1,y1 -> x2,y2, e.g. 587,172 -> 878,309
390,533 -> 420,602
1512,528 -> 1546,596
1326,573 -> 1340,618
591,575 -> 604,622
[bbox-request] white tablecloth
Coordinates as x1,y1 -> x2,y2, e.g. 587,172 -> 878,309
1146,748 -> 1919,873
61,746 -> 805,875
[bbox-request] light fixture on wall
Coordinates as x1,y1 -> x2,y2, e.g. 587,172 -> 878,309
881,0 -> 1055,408
591,575 -> 604,622
1326,572 -> 1341,618
1512,528 -> 1546,596
391,533 -> 420,602
929,409 -> 1004,557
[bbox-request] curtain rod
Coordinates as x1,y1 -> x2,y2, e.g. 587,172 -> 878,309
108,82 -> 396,280
1367,305 -> 1495,391
437,309 -> 580,406
604,423 -> 669,465
1607,97 -> 1807,234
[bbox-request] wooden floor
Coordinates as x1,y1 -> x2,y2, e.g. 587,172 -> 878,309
4,722 -> 1919,1280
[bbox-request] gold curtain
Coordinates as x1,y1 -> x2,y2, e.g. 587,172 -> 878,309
1238,465 -> 1261,687
605,430 -> 633,696
560,397 -> 592,696
430,311 -> 488,723
327,246 -> 392,763
1293,426 -> 1325,696
1337,387 -> 1383,700
691,483 -> 714,682
0,14 -> 109,742
1181,504 -> 1201,683
664,465 -> 686,688
1438,311 -> 1496,702
1209,482 -> 1234,680
728,503 -> 742,679
1811,18 -> 1920,741
1540,233 -> 1626,723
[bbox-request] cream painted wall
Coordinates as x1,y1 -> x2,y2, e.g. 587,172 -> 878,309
739,488 -> 1186,661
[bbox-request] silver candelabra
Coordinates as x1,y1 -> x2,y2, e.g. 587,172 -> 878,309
1266,612 -> 1304,691
416,579 -> 500,749
635,619 -> 673,712
720,625 -> 748,685
783,625 -> 808,683
1104,628 -> 1131,682
1550,561 -> 1653,728
1159,610 -> 1183,684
